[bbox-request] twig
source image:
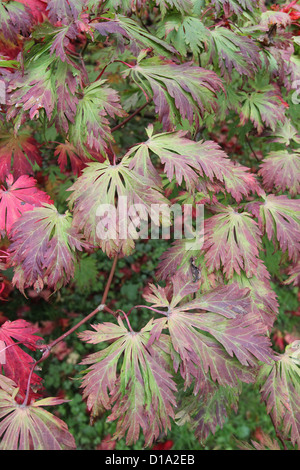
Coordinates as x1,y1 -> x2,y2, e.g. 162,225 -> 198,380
245,134 -> 260,162
21,255 -> 119,406
111,100 -> 151,133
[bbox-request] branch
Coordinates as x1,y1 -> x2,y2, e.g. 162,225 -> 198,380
44,254 -> 118,352
22,255 -> 119,406
111,100 -> 151,133
245,134 -> 260,162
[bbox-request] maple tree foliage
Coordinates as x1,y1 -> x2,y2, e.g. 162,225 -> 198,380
0,0 -> 299,451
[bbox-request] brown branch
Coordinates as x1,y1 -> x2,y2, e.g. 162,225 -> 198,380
22,255 -> 119,405
45,254 -> 118,351
111,100 -> 151,133
245,134 -> 260,162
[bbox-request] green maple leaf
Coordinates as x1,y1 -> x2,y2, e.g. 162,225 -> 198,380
69,79 -> 126,154
239,83 -> 286,134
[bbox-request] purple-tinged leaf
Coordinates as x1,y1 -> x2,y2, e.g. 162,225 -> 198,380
8,204 -> 88,293
127,128 -> 262,202
176,382 -> 240,444
126,58 -> 224,131
0,390 -> 76,450
210,28 -> 262,78
258,150 -> 300,196
79,318 -> 177,446
0,131 -> 42,180
211,0 -> 259,15
0,1 -> 32,41
69,79 -> 126,154
239,84 -> 286,134
248,195 -> 300,263
204,205 -> 262,279
145,275 -> 273,390
258,341 -> 300,447
46,0 -> 84,24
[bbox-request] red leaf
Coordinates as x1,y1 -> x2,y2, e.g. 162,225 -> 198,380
0,174 -> 52,235
0,319 -> 43,396
54,141 -> 89,175
0,131 -> 42,180
16,0 -> 48,23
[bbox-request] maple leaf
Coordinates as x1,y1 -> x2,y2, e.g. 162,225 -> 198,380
203,205 -> 262,279
239,83 -> 286,134
49,24 -> 79,64
260,10 -> 291,28
127,126 -> 261,202
8,55 -> 81,133
144,274 -> 274,391
8,204 -> 87,293
230,260 -> 279,330
125,57 -> 224,131
0,174 -> 51,235
157,15 -> 211,57
209,28 -> 261,78
0,1 -> 33,41
93,15 -> 177,57
79,318 -> 177,446
176,381 -> 240,444
67,159 -> 170,256
54,141 -> 90,175
258,341 -> 300,447
238,433 -> 281,450
0,391 -> 76,450
69,79 -> 126,154
284,260 -> 300,287
248,195 -> 300,263
268,119 -> 300,147
46,0 -> 84,24
0,319 -> 43,395
211,0 -> 259,15
8,56 -> 56,121
0,131 -> 42,180
258,150 -> 300,196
